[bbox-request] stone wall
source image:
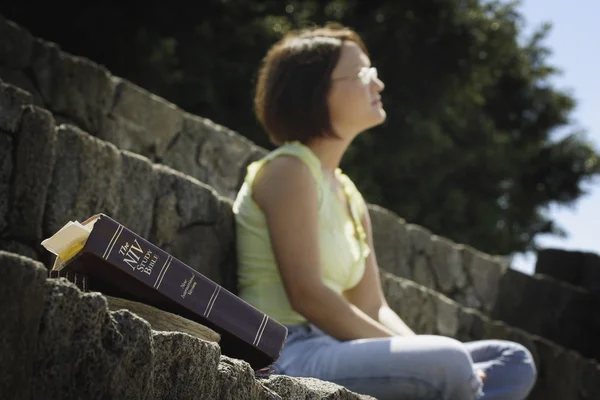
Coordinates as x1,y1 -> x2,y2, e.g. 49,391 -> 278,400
0,80 -> 237,292
536,248 -> 600,291
1,71 -> 598,400
0,251 -> 373,400
3,13 -> 600,398
0,13 -> 267,200
0,14 -> 510,317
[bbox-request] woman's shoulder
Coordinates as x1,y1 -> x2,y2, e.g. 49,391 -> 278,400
245,141 -> 324,189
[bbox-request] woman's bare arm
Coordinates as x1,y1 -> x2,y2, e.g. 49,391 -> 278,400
252,156 -> 394,341
344,203 -> 415,336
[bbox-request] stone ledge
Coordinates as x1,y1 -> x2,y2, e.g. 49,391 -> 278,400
381,271 -> 600,400
536,248 -> 600,291
0,250 -> 372,400
0,81 -> 236,289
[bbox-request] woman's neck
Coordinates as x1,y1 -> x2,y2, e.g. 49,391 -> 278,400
305,137 -> 351,179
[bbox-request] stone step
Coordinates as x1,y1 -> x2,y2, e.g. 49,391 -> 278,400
536,248 -> 600,292
0,250 -> 373,400
0,79 -> 237,292
381,271 -> 600,400
0,13 -> 266,201
370,203 -> 600,362
2,13 -> 599,397
0,14 -> 564,330
492,267 -> 600,362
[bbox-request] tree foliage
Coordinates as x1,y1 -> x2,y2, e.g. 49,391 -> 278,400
3,0 -> 598,255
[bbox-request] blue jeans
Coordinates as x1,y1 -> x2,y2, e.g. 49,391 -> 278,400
272,324 -> 536,400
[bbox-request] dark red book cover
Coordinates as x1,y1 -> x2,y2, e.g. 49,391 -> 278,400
49,214 -> 287,370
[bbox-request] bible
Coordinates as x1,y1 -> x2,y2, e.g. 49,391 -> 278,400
41,213 -> 287,370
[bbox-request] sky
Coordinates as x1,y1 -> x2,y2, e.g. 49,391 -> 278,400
509,0 -> 600,274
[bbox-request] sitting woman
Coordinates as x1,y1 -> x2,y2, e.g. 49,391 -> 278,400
233,24 -> 537,400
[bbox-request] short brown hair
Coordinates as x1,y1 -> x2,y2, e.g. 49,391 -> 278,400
254,24 -> 368,146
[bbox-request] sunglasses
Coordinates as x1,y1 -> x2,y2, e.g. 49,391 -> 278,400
332,66 -> 379,85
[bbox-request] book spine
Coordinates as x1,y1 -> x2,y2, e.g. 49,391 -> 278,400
84,215 -> 284,356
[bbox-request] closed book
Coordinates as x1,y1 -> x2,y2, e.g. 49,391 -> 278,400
42,213 -> 287,370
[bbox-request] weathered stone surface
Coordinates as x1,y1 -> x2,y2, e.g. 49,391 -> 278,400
263,375 -> 376,399
0,79 -> 32,133
30,38 -> 115,135
0,15 -> 34,68
0,67 -> 44,105
151,332 -> 220,400
0,239 -> 39,260
8,106 -> 56,241
412,253 -> 436,290
106,295 -> 220,343
382,271 -> 436,334
102,78 -> 183,159
0,133 -> 11,233
0,251 -> 48,400
162,113 -> 257,199
114,150 -> 158,239
407,224 -> 438,290
435,295 -> 461,337
493,268 -> 600,361
31,276 -> 151,399
407,223 -> 433,255
217,357 -> 278,399
537,248 -> 600,292
150,164 -> 235,289
430,236 -> 467,293
44,125 -> 121,237
462,245 -> 506,313
368,204 -> 412,280
107,310 -> 154,400
380,271 -> 600,400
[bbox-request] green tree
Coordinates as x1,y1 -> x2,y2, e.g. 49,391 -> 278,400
1,0 -> 597,255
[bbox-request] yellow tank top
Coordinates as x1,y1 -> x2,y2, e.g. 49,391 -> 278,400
233,141 -> 370,325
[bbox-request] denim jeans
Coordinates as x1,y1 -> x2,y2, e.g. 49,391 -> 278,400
272,324 -> 537,400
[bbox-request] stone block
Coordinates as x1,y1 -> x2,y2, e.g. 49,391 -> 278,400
430,236 -> 467,293
150,164 -> 235,289
106,295 -> 220,343
32,277 -> 156,399
381,271 -> 600,400
8,106 -> 56,241
536,248 -> 584,285
407,223 -> 433,255
435,296 -> 460,337
0,133 -> 12,233
113,150 -> 158,240
0,79 -> 32,133
0,240 -> 39,260
44,125 -> 121,237
106,311 -> 154,400
162,113 -> 256,199
462,245 -> 506,313
0,15 -> 34,68
263,375 -> 376,399
493,269 -> 599,360
0,67 -> 44,105
30,38 -> 115,134
0,251 -> 48,400
412,253 -> 436,290
102,78 -> 182,159
151,332 -> 221,399
367,204 -> 412,280
217,357 -> 278,399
